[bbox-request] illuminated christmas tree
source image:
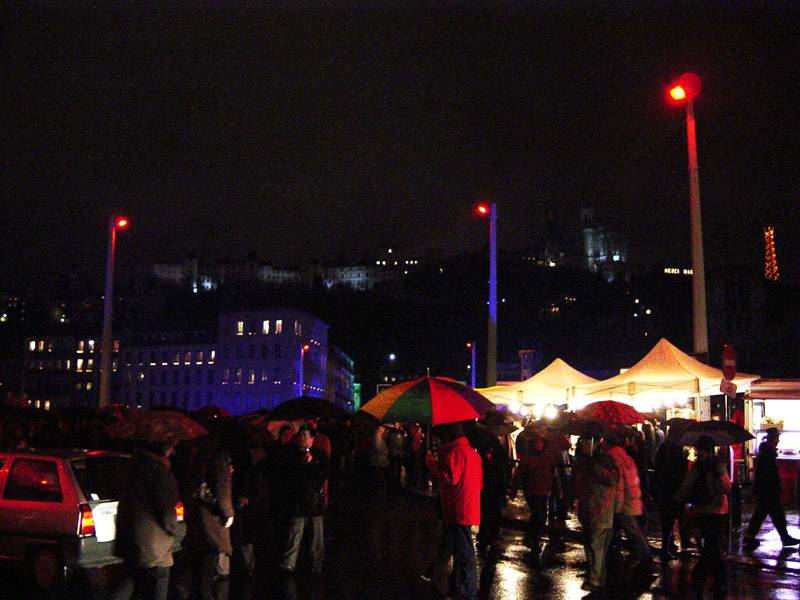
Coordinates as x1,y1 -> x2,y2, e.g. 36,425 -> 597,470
763,225 -> 780,281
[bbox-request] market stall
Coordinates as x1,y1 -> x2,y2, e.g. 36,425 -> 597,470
479,357 -> 597,415
745,379 -> 800,505
572,338 -> 760,418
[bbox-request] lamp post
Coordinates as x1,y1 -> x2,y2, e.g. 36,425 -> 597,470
298,343 -> 310,397
476,202 -> 498,386
98,215 -> 128,408
466,341 -> 476,388
669,73 -> 708,357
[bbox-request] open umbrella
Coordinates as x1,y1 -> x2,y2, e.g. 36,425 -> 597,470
576,400 -> 645,426
105,410 -> 208,443
270,396 -> 351,420
679,420 -> 754,447
359,376 -> 495,426
665,417 -> 694,440
207,417 -> 274,449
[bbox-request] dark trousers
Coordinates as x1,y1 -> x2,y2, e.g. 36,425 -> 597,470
110,565 -> 170,600
746,494 -> 790,540
694,514 -> 726,593
524,494 -> 549,553
476,488 -> 504,549
447,524 -> 478,600
614,513 -> 651,567
659,504 -> 680,552
197,551 -> 230,600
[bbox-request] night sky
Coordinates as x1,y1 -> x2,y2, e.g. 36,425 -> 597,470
4,3 -> 799,289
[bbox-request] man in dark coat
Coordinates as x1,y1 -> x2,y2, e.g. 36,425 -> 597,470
272,425 -> 330,573
743,428 -> 800,546
653,434 -> 688,559
113,441 -> 179,600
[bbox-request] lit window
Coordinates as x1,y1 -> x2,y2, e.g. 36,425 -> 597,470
86,359 -> 94,372
29,340 -> 36,352
86,381 -> 93,391
113,339 -> 120,353
248,369 -> 255,384
88,339 -> 95,353
236,321 -> 244,336
262,320 -> 270,335
37,340 -> 45,351
209,350 -> 216,364
65,359 -> 71,370
76,358 -> 84,372
173,352 -> 180,365
294,320 -> 302,336
275,320 -> 282,334
234,368 -> 242,384
184,351 -> 192,365
197,351 -> 204,364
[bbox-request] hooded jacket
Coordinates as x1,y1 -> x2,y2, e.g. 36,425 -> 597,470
427,436 -> 482,525
608,445 -> 643,516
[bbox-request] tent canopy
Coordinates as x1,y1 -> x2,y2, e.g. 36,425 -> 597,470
479,358 -> 597,406
574,338 -> 759,408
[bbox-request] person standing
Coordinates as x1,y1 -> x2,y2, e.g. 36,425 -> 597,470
425,422 -> 482,600
277,426 -> 330,574
674,436 -> 731,599
112,440 -> 179,600
509,432 -> 560,563
573,431 -> 618,593
743,428 -> 800,546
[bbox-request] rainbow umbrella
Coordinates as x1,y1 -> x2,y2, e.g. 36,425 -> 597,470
359,376 -> 495,425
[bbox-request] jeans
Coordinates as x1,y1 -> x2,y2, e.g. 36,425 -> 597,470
694,514 -> 726,593
447,524 -> 478,600
524,494 -> 549,553
585,527 -> 614,587
110,565 -> 170,600
745,494 -> 790,540
280,515 -> 324,572
614,513 -> 651,567
658,503 -> 681,553
197,551 -> 230,600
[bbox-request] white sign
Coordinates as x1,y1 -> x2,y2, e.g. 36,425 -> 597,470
719,378 -> 737,399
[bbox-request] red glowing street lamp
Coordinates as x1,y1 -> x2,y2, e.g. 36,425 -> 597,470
668,72 -> 707,357
475,201 -> 497,386
298,343 -> 311,396
99,215 -> 129,408
466,341 -> 476,388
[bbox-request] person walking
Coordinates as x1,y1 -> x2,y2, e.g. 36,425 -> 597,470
653,429 -> 689,560
743,427 -> 800,546
425,422 -> 482,600
509,432 -> 560,563
112,440 -> 179,600
573,431 -> 619,593
674,435 -> 732,599
607,431 -> 652,579
184,447 -> 235,600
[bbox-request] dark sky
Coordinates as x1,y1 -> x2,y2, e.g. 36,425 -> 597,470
3,3 -> 799,289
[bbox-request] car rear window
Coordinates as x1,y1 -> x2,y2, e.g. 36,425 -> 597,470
4,459 -> 62,502
71,456 -> 130,501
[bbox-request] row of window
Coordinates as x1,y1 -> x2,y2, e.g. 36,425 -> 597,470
221,368 -> 282,385
124,349 -> 216,367
28,339 -> 122,354
234,319 -> 285,336
124,369 -> 216,386
123,389 -> 214,409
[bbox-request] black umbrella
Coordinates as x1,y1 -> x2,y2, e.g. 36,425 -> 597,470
270,396 -> 351,420
679,420 -> 754,447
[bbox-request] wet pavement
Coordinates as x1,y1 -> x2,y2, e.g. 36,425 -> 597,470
2,484 -> 797,599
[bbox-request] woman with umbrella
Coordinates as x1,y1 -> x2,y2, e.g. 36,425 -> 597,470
673,435 -> 731,599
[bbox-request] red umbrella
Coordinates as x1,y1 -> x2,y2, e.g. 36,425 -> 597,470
105,410 -> 208,443
576,400 -> 644,425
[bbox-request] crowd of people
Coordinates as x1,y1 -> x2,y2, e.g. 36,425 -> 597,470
2,407 -> 799,600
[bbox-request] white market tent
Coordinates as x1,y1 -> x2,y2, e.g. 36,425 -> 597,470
572,337 -> 760,412
480,358 -> 598,408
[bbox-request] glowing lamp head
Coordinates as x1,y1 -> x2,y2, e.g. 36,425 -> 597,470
669,86 -> 686,101
465,342 -> 472,349
668,72 -> 701,102
476,204 -> 489,216
302,344 -> 310,352
115,217 -> 129,230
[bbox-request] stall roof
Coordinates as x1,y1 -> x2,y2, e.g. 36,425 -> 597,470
746,379 -> 800,400
479,358 -> 597,406
575,337 -> 760,401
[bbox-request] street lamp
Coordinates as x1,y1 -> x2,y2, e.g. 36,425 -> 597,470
668,72 -> 708,357
476,202 -> 497,386
98,215 -> 129,408
299,343 -> 310,396
466,342 -> 476,388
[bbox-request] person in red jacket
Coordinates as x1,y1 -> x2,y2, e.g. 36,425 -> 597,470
425,422 -> 483,600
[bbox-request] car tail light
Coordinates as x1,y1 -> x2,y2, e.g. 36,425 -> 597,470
78,503 -> 95,537
175,501 -> 185,523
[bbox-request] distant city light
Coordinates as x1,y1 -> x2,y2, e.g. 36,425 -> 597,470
115,217 -> 129,229
388,353 -> 396,362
